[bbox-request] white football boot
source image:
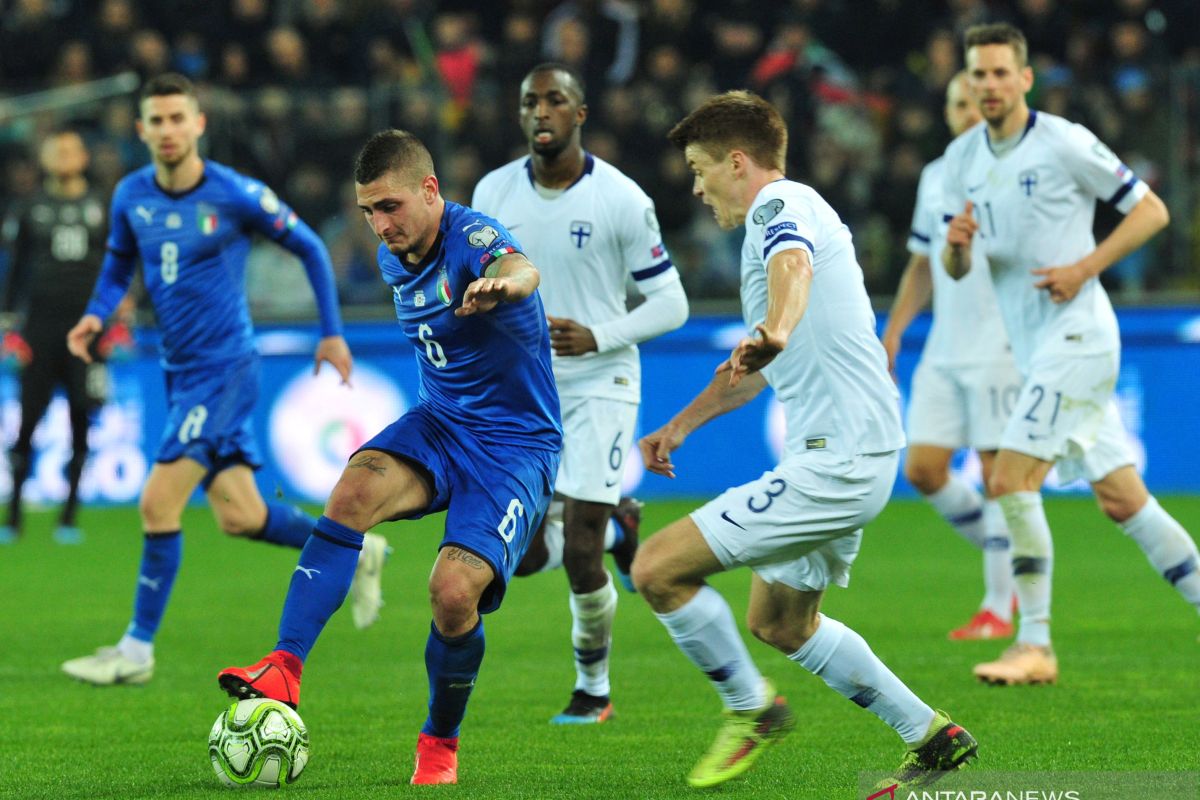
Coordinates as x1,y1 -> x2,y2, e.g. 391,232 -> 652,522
62,646 -> 154,685
349,533 -> 391,629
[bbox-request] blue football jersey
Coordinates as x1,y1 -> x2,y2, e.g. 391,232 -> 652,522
377,201 -> 562,451
92,160 -> 340,370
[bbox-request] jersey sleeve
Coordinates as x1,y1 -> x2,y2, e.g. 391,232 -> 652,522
106,180 -> 138,258
231,173 -> 343,337
463,213 -> 524,279
613,185 -> 678,291
907,162 -> 939,256
750,189 -> 816,269
1056,122 -> 1148,214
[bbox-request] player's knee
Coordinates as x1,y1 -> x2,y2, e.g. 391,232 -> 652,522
904,460 -> 947,495
214,506 -> 265,538
1096,493 -> 1141,524
562,530 -> 605,577
747,612 -> 817,653
630,552 -> 677,610
324,482 -> 378,531
428,576 -> 478,633
987,470 -> 1023,499
138,493 -> 179,531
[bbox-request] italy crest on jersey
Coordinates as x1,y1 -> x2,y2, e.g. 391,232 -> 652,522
436,268 -> 453,306
197,203 -> 219,235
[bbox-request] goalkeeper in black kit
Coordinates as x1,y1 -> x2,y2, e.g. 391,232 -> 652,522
0,128 -> 132,544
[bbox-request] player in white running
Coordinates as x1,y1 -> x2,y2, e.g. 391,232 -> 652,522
472,63 -> 688,724
633,90 -> 976,792
882,72 -> 1018,641
943,23 -> 1200,686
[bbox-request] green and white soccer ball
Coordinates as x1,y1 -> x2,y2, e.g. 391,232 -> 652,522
208,698 -> 310,788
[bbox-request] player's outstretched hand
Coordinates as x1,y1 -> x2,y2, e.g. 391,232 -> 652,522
639,423 -> 686,479
728,324 -> 785,386
67,315 -> 103,364
547,315 -> 598,356
1032,262 -> 1089,304
456,277 -> 514,317
314,335 -> 353,385
946,200 -> 977,248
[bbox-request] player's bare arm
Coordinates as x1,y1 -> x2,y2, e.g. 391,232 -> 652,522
546,314 -> 597,356
943,201 -> 977,280
66,314 -> 103,363
639,366 -> 767,479
881,253 -> 933,374
1032,190 -> 1169,304
729,249 -> 811,386
455,253 -> 540,317
314,335 -> 353,385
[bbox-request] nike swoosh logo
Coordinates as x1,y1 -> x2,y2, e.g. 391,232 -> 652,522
246,665 -> 269,680
294,566 -> 321,579
720,511 -> 745,530
967,182 -> 986,193
1027,433 -> 1049,441
605,478 -> 619,487
504,223 -> 521,230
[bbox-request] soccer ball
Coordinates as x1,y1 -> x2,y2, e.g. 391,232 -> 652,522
208,698 -> 310,788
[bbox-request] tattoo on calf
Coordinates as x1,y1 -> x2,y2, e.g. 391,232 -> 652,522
446,548 -> 486,570
349,454 -> 387,475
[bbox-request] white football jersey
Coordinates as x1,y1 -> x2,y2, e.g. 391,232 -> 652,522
472,154 -> 680,402
742,180 -> 905,465
941,111 -> 1146,369
907,156 -> 1012,367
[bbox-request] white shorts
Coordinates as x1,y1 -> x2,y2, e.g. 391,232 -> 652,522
690,450 -> 899,592
1000,351 -> 1133,483
907,358 -> 1023,451
554,395 -> 639,505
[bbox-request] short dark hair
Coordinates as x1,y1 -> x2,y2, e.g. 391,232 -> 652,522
353,129 -> 436,186
964,23 -> 1028,68
667,90 -> 787,172
140,72 -> 198,103
523,62 -> 586,102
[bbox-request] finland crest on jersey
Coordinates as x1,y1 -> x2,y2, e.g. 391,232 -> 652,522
740,180 -> 904,464
941,112 -> 1142,368
471,153 -> 679,403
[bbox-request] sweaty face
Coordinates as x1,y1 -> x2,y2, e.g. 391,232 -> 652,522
684,143 -> 740,230
966,44 -> 1032,130
138,94 -> 205,167
519,70 -> 585,157
356,171 -> 439,261
944,76 -> 982,137
40,133 -> 89,179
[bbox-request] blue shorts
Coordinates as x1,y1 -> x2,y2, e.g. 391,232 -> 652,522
156,355 -> 262,487
359,405 -> 558,614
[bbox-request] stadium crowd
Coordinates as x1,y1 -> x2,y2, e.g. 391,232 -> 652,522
1,0 -> 1197,307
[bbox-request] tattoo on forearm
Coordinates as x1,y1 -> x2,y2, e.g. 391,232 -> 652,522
445,548 -> 486,570
348,455 -> 386,475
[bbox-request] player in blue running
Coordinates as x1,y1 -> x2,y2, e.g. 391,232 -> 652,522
218,129 -> 562,786
60,73 -> 360,688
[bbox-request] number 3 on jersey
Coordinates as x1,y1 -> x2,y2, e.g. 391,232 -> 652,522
418,323 -> 448,368
161,241 -> 179,284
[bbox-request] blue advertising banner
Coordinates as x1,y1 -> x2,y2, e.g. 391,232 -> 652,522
5,308 -> 1199,506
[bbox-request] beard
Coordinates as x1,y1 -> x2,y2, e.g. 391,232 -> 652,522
530,135 -> 569,159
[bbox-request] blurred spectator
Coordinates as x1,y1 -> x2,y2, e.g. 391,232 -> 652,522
1,1 -> 1198,305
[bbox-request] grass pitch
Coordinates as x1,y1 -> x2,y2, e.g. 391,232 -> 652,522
2,497 -> 1198,799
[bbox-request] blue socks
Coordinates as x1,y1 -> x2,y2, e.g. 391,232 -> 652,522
422,619 -> 485,739
259,502 -> 317,549
127,531 -> 183,642
275,516 -> 363,662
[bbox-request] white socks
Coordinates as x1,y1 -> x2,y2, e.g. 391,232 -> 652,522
789,614 -> 935,745
999,491 -> 1053,647
927,477 -> 987,548
117,634 -> 153,665
927,477 -> 1013,620
654,585 -> 767,711
570,572 -> 619,697
1119,496 -> 1200,612
982,500 -> 1014,620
